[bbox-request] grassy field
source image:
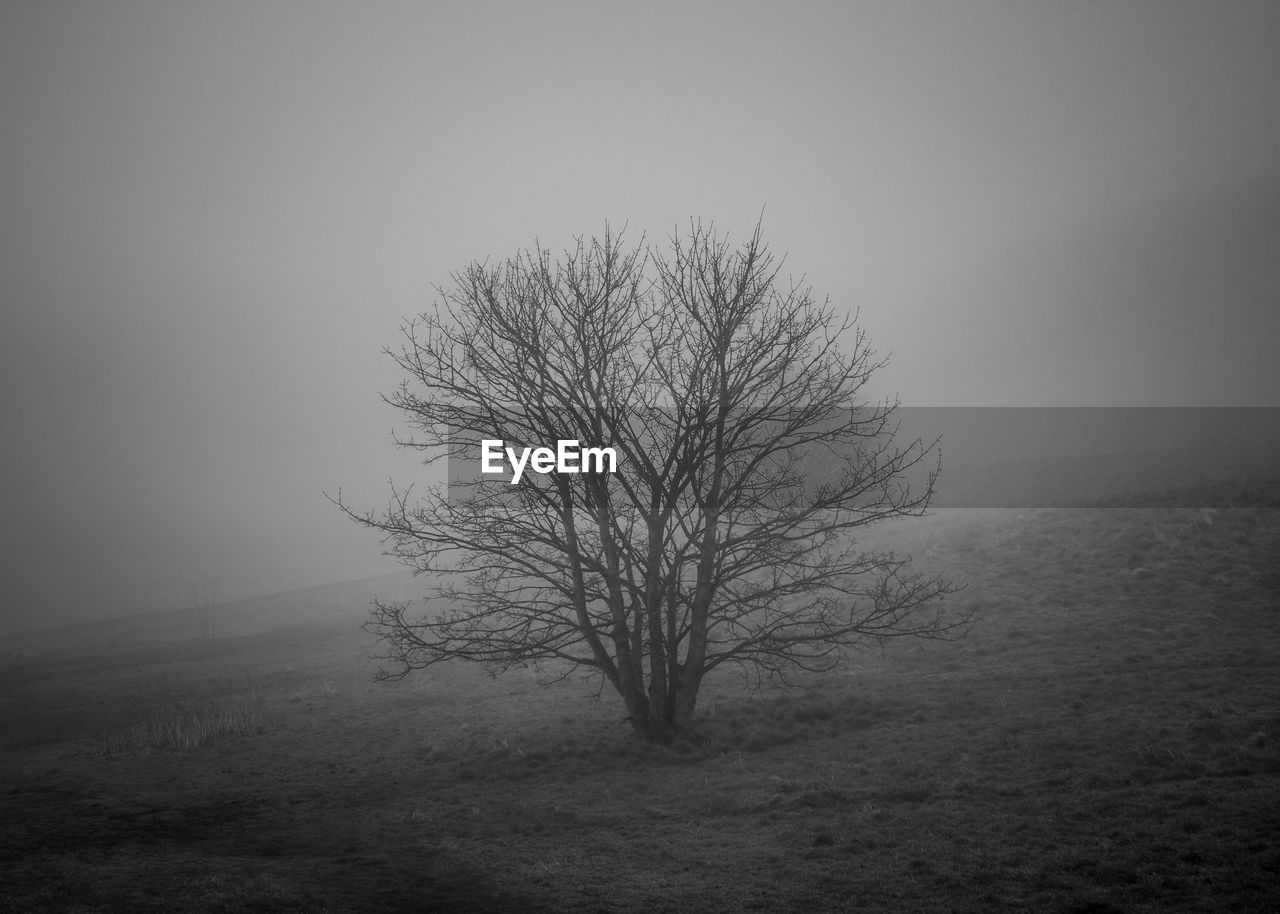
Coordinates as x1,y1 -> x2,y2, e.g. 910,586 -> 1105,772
2,500 -> 1278,912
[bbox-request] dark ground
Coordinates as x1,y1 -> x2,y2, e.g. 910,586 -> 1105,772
2,498 -> 1278,912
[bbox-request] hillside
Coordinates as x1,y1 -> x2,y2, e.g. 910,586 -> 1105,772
2,484 -> 1277,911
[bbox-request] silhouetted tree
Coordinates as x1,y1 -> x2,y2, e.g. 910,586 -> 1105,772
336,221 -> 968,742
193,581 -> 217,640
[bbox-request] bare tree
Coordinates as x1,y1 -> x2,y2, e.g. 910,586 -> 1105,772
193,581 -> 217,640
335,220 -> 969,743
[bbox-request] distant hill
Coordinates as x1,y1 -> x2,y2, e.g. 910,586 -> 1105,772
931,450 -> 1280,507
0,571 -> 422,658
808,407 -> 1280,508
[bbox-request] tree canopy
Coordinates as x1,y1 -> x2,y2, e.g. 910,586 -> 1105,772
336,221 -> 968,742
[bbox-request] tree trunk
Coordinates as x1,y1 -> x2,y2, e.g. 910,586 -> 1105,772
643,516 -> 670,741
673,661 -> 703,731
622,683 -> 654,741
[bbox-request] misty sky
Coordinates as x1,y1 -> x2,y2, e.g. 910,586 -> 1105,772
2,1 -> 1278,633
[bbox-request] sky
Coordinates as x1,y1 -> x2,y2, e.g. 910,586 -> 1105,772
2,0 -> 1278,633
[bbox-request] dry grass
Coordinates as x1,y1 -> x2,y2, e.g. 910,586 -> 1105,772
100,692 -> 266,755
2,496 -> 1278,912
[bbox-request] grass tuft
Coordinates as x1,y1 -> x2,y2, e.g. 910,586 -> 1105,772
101,692 -> 265,755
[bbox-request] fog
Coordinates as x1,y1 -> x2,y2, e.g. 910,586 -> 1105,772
2,1 -> 1278,635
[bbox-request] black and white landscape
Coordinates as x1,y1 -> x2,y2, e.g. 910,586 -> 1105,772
2,3 -> 1278,911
